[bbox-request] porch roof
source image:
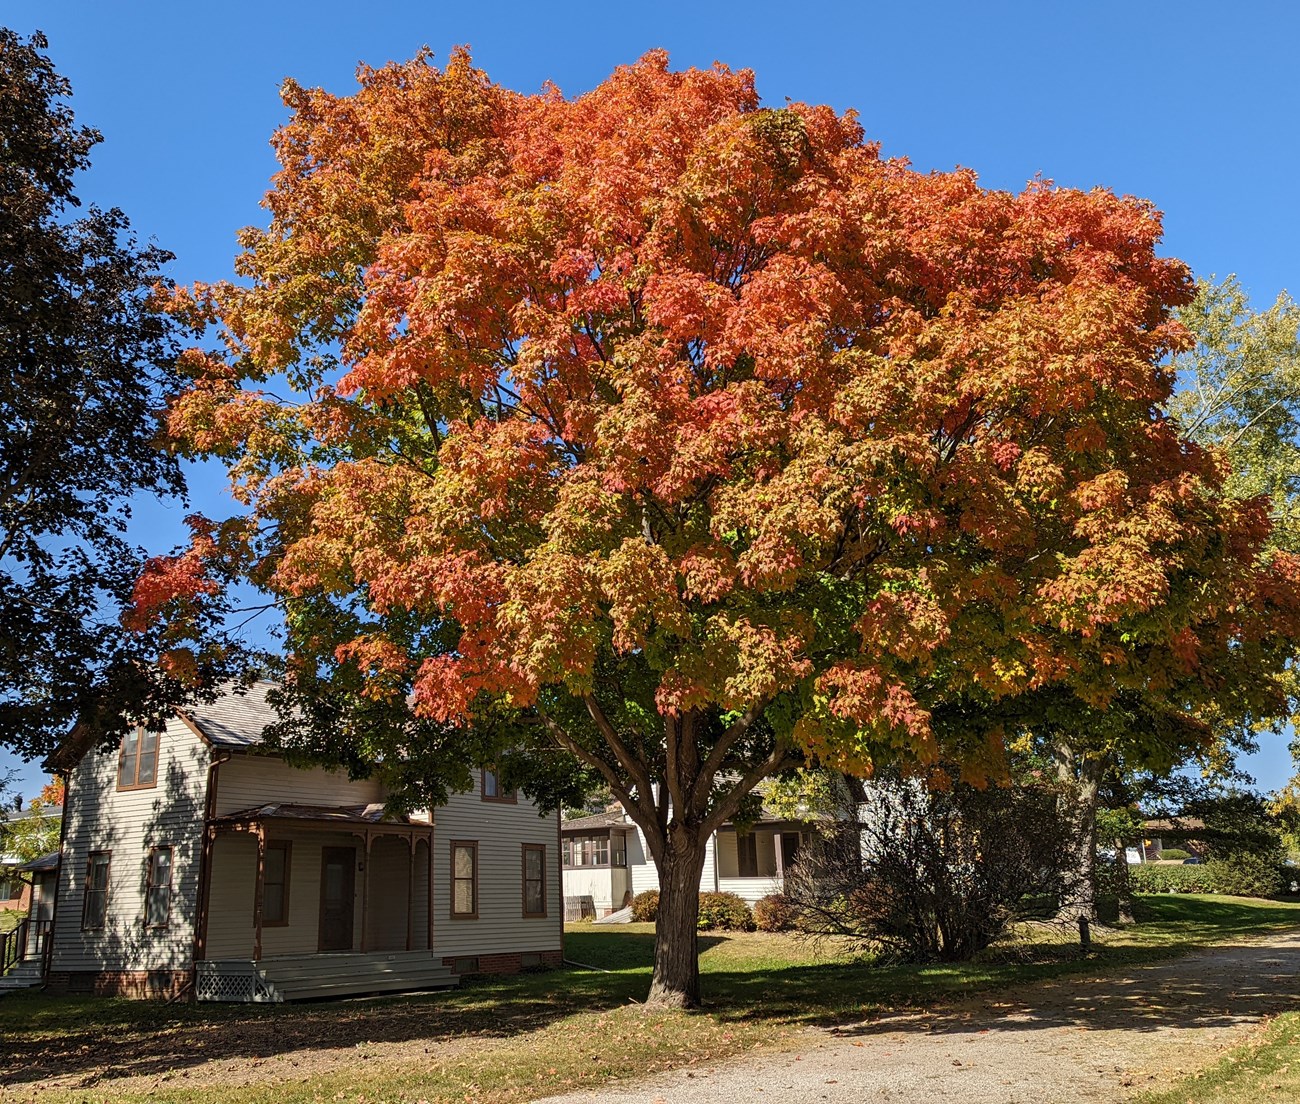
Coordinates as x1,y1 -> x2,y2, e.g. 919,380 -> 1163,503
16,850 -> 60,873
211,802 -> 433,830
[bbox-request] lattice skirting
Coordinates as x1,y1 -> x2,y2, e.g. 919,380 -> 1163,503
194,960 -> 279,1002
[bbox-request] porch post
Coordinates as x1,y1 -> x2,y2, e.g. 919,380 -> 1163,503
359,829 -> 372,953
427,830 -> 434,950
253,824 -> 266,962
406,834 -> 416,952
773,828 -> 785,887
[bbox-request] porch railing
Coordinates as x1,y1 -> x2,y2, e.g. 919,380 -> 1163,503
0,917 -> 50,976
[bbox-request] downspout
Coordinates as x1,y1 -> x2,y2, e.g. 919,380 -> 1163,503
191,749 -> 231,984
40,769 -> 72,988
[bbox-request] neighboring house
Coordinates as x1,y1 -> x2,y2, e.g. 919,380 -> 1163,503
1,804 -> 63,912
562,805 -> 815,916
37,682 -> 562,1001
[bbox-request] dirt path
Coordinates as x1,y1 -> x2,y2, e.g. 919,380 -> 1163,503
538,931 -> 1300,1104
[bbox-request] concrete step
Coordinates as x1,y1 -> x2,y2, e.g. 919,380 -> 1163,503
0,961 -> 43,993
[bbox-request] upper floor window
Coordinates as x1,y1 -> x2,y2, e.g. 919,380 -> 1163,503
82,852 -> 111,930
481,767 -> 516,803
145,846 -> 172,928
117,727 -> 160,790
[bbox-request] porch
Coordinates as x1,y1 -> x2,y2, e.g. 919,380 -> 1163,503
714,823 -> 813,904
195,949 -> 457,1002
198,803 -> 441,1000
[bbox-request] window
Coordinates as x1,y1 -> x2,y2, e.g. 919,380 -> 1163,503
82,852 -> 111,930
562,833 -> 611,867
481,767 -> 516,803
145,847 -> 172,928
523,844 -> 546,917
451,841 -> 478,919
117,727 -> 160,790
611,834 -> 627,867
262,841 -> 291,925
737,833 -> 759,878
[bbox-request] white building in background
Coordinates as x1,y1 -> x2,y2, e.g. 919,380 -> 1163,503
561,805 -> 814,918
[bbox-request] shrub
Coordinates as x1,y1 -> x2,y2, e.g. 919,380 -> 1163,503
630,890 -> 659,923
754,893 -> 798,932
1205,852 -> 1284,898
1159,848 -> 1192,861
784,772 -> 1073,963
697,891 -> 754,931
1129,864 -> 1215,894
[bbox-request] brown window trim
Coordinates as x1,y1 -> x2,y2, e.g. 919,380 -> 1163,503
116,727 -> 161,792
81,851 -> 111,931
480,767 -> 518,803
522,843 -> 547,919
145,845 -> 173,929
262,840 -> 292,927
450,840 -> 478,920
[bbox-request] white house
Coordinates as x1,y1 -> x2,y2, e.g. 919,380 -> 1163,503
562,805 -> 815,917
34,682 -> 562,1001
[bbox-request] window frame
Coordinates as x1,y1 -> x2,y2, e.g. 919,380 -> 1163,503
81,851 -> 111,931
116,727 -> 161,791
145,846 -> 173,929
480,767 -> 517,804
450,840 -> 479,920
262,840 -> 292,927
522,843 -> 547,918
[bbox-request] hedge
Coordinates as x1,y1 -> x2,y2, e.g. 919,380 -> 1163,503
1129,856 -> 1292,897
697,891 -> 755,931
630,890 -> 659,922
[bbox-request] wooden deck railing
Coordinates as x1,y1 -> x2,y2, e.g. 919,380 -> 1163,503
0,917 -> 50,975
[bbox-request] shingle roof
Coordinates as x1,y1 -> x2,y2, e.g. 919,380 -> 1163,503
16,850 -> 59,873
561,810 -> 628,832
182,681 -> 279,747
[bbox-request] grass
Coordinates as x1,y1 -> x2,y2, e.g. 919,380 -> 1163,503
1,894 -> 1297,1104
1133,1011 -> 1300,1104
0,909 -> 25,936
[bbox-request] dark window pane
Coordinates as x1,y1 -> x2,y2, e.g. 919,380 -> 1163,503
263,884 -> 285,923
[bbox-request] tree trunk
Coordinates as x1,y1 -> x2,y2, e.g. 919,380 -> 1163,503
1056,744 -> 1100,922
1113,841 -> 1136,925
646,834 -> 709,1010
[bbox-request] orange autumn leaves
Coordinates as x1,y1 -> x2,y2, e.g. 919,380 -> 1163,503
141,49 -> 1300,775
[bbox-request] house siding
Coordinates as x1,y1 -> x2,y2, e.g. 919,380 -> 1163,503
627,823 -> 718,896
213,755 -> 384,816
49,717 -> 209,977
429,775 -> 561,959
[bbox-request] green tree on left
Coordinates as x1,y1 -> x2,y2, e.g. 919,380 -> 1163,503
0,30 -> 241,760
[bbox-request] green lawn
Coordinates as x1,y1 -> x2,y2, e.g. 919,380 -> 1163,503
0,909 -> 25,936
1,894 -> 1297,1104
1133,1010 -> 1300,1104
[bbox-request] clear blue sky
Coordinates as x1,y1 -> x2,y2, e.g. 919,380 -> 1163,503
3,0 -> 1297,798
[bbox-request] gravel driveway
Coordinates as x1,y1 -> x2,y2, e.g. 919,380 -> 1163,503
538,930 -> 1300,1104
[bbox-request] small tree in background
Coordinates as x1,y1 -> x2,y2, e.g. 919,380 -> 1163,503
1,778 -> 63,864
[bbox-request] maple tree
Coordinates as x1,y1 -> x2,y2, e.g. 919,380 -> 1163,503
146,51 -> 1300,1006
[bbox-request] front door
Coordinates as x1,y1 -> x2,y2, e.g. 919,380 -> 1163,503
318,846 -> 356,952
